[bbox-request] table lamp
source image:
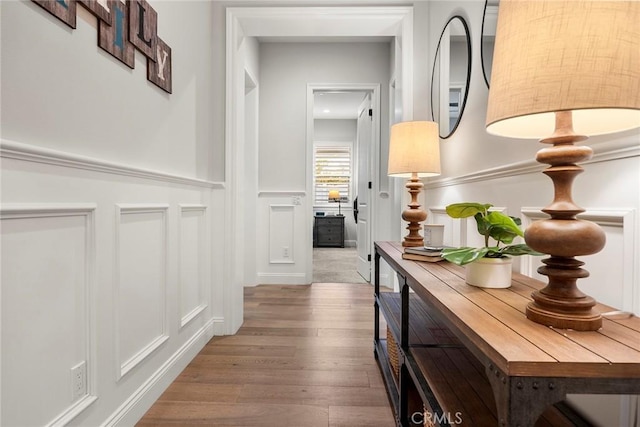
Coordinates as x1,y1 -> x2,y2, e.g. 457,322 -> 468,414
388,121 -> 441,247
487,1 -> 640,330
328,190 -> 342,216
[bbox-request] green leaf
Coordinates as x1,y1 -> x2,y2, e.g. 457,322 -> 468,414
499,244 -> 544,257
489,225 -> 518,245
486,211 -> 524,244
445,203 -> 492,219
474,212 -> 490,238
441,247 -> 489,265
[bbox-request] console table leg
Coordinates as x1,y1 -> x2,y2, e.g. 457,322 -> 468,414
486,364 -> 567,427
374,251 -> 381,347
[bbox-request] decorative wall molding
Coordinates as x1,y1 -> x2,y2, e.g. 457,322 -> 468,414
258,191 -> 306,197
179,204 -> 208,329
269,204 -> 295,264
426,139 -> 639,189
429,206 -> 447,216
0,203 -> 97,218
102,317 -> 220,427
0,139 -> 223,189
115,204 -> 169,380
1,204 -> 98,426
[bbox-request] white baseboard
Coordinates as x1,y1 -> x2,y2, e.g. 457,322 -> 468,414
257,272 -> 308,285
102,317 -> 222,427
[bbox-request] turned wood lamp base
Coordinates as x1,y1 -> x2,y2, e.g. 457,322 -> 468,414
527,302 -> 602,331
401,173 -> 427,247
524,112 -> 605,331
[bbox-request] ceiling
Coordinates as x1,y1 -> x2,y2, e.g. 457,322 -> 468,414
313,91 -> 368,119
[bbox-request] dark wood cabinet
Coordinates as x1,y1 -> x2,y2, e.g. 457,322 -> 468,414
313,216 -> 344,248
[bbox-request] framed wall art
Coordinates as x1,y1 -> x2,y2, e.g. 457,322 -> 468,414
129,0 -> 157,62
78,0 -> 111,24
33,0 -> 77,29
98,0 -> 135,69
147,37 -> 172,93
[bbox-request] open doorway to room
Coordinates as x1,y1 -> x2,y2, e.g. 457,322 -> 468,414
310,88 -> 377,284
226,6 -> 412,332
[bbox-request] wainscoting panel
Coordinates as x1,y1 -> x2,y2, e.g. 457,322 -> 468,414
434,206 -> 510,249
427,207 -> 456,246
269,204 -> 295,264
0,205 -> 97,426
179,205 -> 208,328
115,205 -> 169,380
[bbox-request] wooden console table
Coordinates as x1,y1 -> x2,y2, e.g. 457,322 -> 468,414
374,241 -> 640,427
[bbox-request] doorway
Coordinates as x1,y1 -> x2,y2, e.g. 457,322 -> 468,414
225,6 -> 414,333
308,85 -> 379,284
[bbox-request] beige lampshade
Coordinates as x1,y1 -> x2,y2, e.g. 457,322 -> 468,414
486,0 -> 640,138
388,121 -> 441,178
328,190 -> 340,201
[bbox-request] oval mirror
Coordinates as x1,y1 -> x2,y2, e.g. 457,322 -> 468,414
430,16 -> 471,139
481,1 -> 499,88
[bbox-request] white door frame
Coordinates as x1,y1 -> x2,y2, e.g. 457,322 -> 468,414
306,84 -> 380,284
225,6 -> 414,333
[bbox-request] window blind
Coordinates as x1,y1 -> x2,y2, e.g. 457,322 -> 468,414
314,146 -> 351,205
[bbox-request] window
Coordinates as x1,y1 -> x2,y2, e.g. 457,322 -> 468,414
314,145 -> 351,206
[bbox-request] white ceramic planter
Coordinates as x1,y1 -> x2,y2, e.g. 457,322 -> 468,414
465,256 -> 513,288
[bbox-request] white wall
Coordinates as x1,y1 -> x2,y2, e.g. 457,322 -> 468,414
422,2 -> 640,424
1,2 -> 226,426
256,42 -> 391,284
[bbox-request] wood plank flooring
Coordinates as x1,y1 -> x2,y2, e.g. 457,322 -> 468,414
137,283 -> 395,427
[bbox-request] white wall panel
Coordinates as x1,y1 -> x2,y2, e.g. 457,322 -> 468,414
115,205 -> 169,379
179,205 -> 208,328
428,206 -> 457,247
269,204 -> 295,264
1,205 -> 97,426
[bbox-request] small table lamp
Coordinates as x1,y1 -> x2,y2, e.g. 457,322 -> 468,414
388,121 -> 441,247
328,190 -> 342,216
487,1 -> 639,330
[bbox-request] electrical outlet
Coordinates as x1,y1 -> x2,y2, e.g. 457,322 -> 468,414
283,246 -> 289,258
70,361 -> 87,400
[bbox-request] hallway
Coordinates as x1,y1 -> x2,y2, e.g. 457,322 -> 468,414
312,248 -> 368,284
137,283 -> 393,426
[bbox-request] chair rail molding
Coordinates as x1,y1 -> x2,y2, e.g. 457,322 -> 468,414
426,138 -> 639,189
0,139 -> 223,189
258,191 -> 306,197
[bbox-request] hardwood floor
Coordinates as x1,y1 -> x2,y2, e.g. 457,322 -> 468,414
137,283 -> 395,426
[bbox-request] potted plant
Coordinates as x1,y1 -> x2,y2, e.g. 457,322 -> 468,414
441,202 -> 542,288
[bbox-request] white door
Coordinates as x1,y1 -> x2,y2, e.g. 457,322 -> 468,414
356,94 -> 373,281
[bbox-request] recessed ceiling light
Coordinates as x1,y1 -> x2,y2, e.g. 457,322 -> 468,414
323,109 -> 331,113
